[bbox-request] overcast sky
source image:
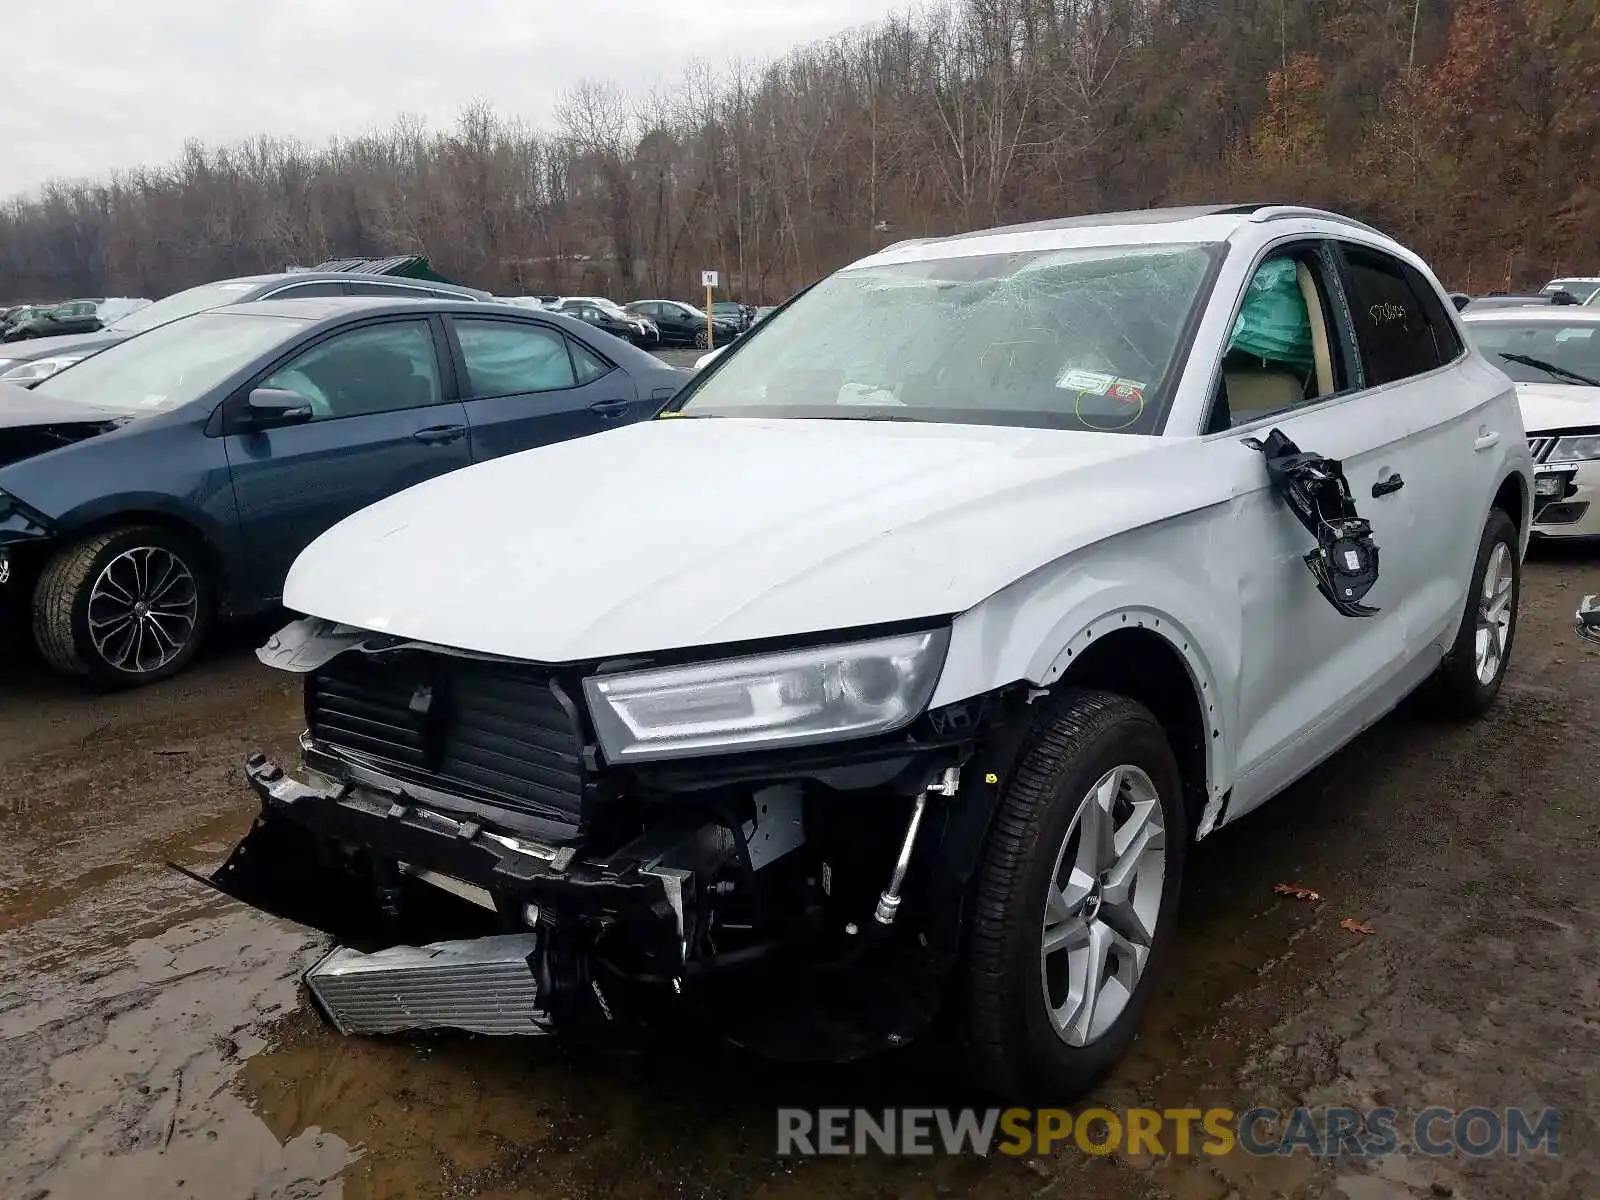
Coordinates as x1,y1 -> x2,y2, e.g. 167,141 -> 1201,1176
1,0 -> 909,198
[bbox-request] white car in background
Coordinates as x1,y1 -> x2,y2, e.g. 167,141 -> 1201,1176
205,204 -> 1531,1101
1541,277 -> 1600,305
1462,307 -> 1600,539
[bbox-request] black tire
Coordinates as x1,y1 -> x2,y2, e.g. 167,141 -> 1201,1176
962,688 -> 1187,1102
1432,508 -> 1520,718
693,329 -> 710,350
32,525 -> 214,688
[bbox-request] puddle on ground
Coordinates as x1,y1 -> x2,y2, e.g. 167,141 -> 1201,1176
0,808 -> 1353,1200
0,675 -> 1456,1200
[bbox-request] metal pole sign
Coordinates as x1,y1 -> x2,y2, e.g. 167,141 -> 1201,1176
701,270 -> 718,348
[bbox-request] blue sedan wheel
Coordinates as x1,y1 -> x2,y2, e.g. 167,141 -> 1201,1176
32,525 -> 215,688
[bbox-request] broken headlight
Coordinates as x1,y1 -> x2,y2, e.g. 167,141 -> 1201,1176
583,628 -> 949,762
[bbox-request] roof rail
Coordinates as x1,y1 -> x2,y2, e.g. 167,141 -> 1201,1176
1247,206 -> 1384,235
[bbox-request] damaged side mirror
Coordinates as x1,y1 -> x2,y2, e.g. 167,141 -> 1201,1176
1243,427 -> 1382,618
241,387 -> 315,430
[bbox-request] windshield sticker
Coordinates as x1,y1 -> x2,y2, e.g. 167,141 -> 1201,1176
1368,302 -> 1406,325
1056,367 -> 1146,405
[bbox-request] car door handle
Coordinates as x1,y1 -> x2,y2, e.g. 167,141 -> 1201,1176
1475,431 -> 1501,452
1371,473 -> 1405,498
412,424 -> 467,445
589,399 -> 630,419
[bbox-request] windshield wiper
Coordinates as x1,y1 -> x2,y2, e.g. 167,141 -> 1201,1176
816,410 -> 923,422
1499,352 -> 1600,388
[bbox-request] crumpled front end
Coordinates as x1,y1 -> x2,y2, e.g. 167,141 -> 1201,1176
194,620 -> 1018,1061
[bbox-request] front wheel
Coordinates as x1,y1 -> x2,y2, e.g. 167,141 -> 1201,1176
1433,508 -> 1519,717
961,689 -> 1187,1101
32,526 -> 214,688
693,329 -> 710,350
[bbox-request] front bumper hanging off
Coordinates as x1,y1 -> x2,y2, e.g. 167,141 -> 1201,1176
188,747 -> 968,1059
190,754 -> 713,1040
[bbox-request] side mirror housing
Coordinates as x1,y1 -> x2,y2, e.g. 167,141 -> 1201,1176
241,387 -> 314,429
1578,594 -> 1600,644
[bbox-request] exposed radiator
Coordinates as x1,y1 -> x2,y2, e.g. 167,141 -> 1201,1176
304,933 -> 549,1037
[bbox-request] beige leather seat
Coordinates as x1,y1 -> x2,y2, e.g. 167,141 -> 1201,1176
1224,368 -> 1305,418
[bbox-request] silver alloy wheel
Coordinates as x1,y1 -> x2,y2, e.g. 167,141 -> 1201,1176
87,545 -> 199,674
1474,541 -> 1515,686
1040,764 -> 1167,1048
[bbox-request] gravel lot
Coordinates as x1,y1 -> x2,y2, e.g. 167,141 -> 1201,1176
1,519 -> 1596,1198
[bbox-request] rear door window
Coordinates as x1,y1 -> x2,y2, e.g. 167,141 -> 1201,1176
1337,245 -> 1462,387
453,319 -> 577,397
274,281 -> 350,299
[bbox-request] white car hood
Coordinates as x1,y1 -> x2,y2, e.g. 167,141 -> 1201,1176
284,416 -> 1197,662
1517,382 -> 1600,433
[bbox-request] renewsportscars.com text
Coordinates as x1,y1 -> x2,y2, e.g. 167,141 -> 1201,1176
776,1106 -> 1562,1158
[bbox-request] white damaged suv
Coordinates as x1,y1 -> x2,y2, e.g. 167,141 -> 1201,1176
202,204 -> 1533,1100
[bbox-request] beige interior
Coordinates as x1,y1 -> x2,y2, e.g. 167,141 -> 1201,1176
1297,261 -> 1335,396
1222,369 -> 1305,419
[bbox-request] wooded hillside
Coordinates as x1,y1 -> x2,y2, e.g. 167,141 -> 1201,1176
3,0 -> 1596,303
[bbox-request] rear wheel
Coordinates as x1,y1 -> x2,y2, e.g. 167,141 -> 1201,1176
1433,508 -> 1519,717
32,525 -> 214,687
962,689 -> 1187,1101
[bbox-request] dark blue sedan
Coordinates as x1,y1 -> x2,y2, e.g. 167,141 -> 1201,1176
0,297 -> 684,686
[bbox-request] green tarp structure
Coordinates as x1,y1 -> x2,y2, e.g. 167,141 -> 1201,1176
307,255 -> 463,286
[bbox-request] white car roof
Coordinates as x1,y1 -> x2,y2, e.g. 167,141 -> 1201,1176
1462,306 -> 1600,324
844,204 -> 1392,270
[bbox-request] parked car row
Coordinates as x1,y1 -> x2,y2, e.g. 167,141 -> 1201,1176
1448,276 -> 1600,313
0,289 -> 686,683
0,271 -> 492,386
147,204 -> 1548,1107
497,293 -> 764,349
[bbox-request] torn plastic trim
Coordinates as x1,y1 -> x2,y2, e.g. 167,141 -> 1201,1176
1243,428 -> 1381,618
257,614 -> 536,674
299,734 -> 584,843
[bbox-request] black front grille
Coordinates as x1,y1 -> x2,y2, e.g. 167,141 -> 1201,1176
1529,435 -> 1556,463
308,650 -> 585,820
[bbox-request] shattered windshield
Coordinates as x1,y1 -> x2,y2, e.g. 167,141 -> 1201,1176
678,242 -> 1220,432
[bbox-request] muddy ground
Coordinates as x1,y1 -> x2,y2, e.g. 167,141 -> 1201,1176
2,549 -> 1597,1200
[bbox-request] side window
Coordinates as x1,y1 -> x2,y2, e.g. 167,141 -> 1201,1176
1210,246 -> 1344,430
275,281 -> 350,299
454,319 -> 577,397
344,281 -> 433,298
1337,246 -> 1457,386
259,320 -> 443,420
570,339 -> 613,385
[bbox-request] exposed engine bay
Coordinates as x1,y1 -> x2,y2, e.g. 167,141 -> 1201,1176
188,624 -> 1023,1061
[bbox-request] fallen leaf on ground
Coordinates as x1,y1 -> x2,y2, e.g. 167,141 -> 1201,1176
1273,883 -> 1321,901
1340,918 -> 1376,935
